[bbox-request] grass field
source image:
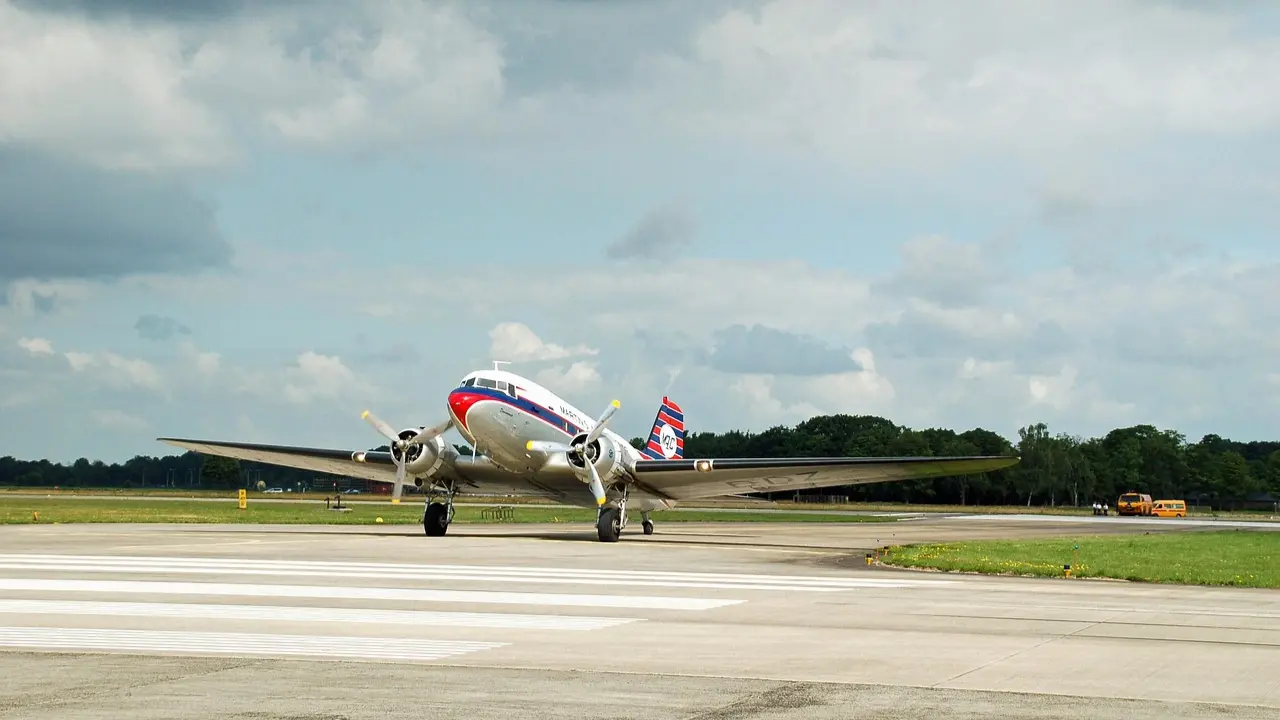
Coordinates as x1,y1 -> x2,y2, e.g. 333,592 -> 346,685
0,497 -> 896,526
879,530 -> 1280,588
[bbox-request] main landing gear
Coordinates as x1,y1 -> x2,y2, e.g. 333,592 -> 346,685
594,495 -> 656,541
422,487 -> 455,537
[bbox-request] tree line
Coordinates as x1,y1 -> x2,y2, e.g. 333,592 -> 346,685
1,414 -> 1277,509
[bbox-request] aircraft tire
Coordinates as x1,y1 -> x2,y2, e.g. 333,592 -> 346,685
424,502 -> 450,537
642,520 -> 654,535
597,507 -> 622,542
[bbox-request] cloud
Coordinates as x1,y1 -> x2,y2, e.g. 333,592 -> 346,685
535,361 -> 602,397
489,322 -> 598,363
707,324 -> 863,376
134,314 -> 192,341
629,1 -> 1280,174
63,350 -> 166,393
605,200 -> 697,261
280,351 -> 368,405
0,148 -> 232,285
2,1 -> 509,170
17,337 -> 53,356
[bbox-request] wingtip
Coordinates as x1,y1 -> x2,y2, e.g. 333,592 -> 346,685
611,399 -> 621,408
360,410 -> 370,419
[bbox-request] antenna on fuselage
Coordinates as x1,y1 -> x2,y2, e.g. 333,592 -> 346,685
493,360 -> 510,372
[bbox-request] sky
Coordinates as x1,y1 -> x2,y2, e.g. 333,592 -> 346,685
2,0 -> 1279,465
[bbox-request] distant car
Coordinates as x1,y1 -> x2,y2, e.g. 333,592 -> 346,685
341,489 -> 361,494
263,487 -> 284,494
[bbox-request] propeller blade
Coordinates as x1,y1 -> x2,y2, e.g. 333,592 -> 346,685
526,440 -> 574,454
584,399 -> 621,446
585,460 -> 607,507
361,409 -> 399,444
392,453 -> 405,503
407,418 -> 453,446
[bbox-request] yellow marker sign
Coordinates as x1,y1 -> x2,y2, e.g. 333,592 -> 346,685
238,489 -> 247,510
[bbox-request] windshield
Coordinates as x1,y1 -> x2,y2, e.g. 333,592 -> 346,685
1120,494 -> 1141,502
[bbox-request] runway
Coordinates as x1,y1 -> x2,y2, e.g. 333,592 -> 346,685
0,520 -> 1275,719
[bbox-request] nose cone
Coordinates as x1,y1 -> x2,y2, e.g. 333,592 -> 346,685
448,389 -> 482,431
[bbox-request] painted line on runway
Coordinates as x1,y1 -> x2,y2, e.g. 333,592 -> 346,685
0,626 -> 505,662
0,599 -> 641,630
0,578 -> 745,610
0,555 -> 958,591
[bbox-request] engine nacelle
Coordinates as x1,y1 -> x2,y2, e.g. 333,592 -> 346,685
391,428 -> 453,480
566,432 -> 626,483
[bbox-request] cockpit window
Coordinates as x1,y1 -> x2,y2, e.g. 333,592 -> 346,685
461,378 -> 476,387
477,378 -> 498,389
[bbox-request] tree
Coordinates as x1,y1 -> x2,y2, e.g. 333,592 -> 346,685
200,456 -> 242,490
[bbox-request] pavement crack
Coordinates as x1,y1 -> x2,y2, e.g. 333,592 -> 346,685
682,681 -> 829,719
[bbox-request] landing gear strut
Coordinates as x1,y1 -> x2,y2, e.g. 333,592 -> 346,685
596,488 -> 630,543
422,486 -> 455,537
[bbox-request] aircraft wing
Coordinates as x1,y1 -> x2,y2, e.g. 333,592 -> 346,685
155,438 -> 549,497
631,455 -> 1019,501
159,438 -> 405,484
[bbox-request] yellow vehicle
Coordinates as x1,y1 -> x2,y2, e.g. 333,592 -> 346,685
1152,499 -> 1187,518
1117,492 -> 1153,516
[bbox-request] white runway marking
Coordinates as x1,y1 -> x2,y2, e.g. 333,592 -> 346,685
0,599 -> 641,630
0,552 -> 955,664
0,578 -> 745,610
0,554 -> 957,591
0,626 -> 505,662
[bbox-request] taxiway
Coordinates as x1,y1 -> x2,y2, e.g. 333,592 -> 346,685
0,517 -> 1275,719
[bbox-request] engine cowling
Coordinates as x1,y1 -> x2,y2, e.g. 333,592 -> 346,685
391,428 -> 452,480
565,431 -> 626,483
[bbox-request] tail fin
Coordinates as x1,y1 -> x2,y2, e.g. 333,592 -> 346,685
641,396 -> 685,460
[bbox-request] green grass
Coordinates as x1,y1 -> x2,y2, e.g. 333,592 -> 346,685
0,497 -> 895,526
880,530 -> 1280,588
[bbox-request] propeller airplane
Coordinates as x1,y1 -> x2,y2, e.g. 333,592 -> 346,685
159,364 -> 1020,542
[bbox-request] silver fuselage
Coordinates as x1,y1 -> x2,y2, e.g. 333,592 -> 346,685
444,370 -> 669,512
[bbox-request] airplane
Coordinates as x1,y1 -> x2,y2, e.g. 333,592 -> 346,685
158,364 -> 1020,542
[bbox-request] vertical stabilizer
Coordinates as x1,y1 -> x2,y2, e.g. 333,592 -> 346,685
641,396 -> 685,460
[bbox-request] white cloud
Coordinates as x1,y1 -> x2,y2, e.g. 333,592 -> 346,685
0,0 -> 507,170
178,341 -> 220,376
535,361 -> 602,396
16,337 -> 53,356
0,1 -> 231,170
63,350 -> 166,392
632,0 -> 1280,176
280,351 -> 370,405
490,322 -> 599,363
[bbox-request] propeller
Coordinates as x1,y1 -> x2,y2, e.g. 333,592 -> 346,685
526,399 -> 620,507
361,409 -> 452,503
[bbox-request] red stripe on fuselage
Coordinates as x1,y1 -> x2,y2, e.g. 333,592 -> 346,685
447,389 -> 579,438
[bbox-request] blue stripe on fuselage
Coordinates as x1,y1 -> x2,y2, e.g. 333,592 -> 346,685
453,386 -> 584,437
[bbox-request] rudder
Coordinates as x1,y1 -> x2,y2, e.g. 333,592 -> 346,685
642,396 -> 685,460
